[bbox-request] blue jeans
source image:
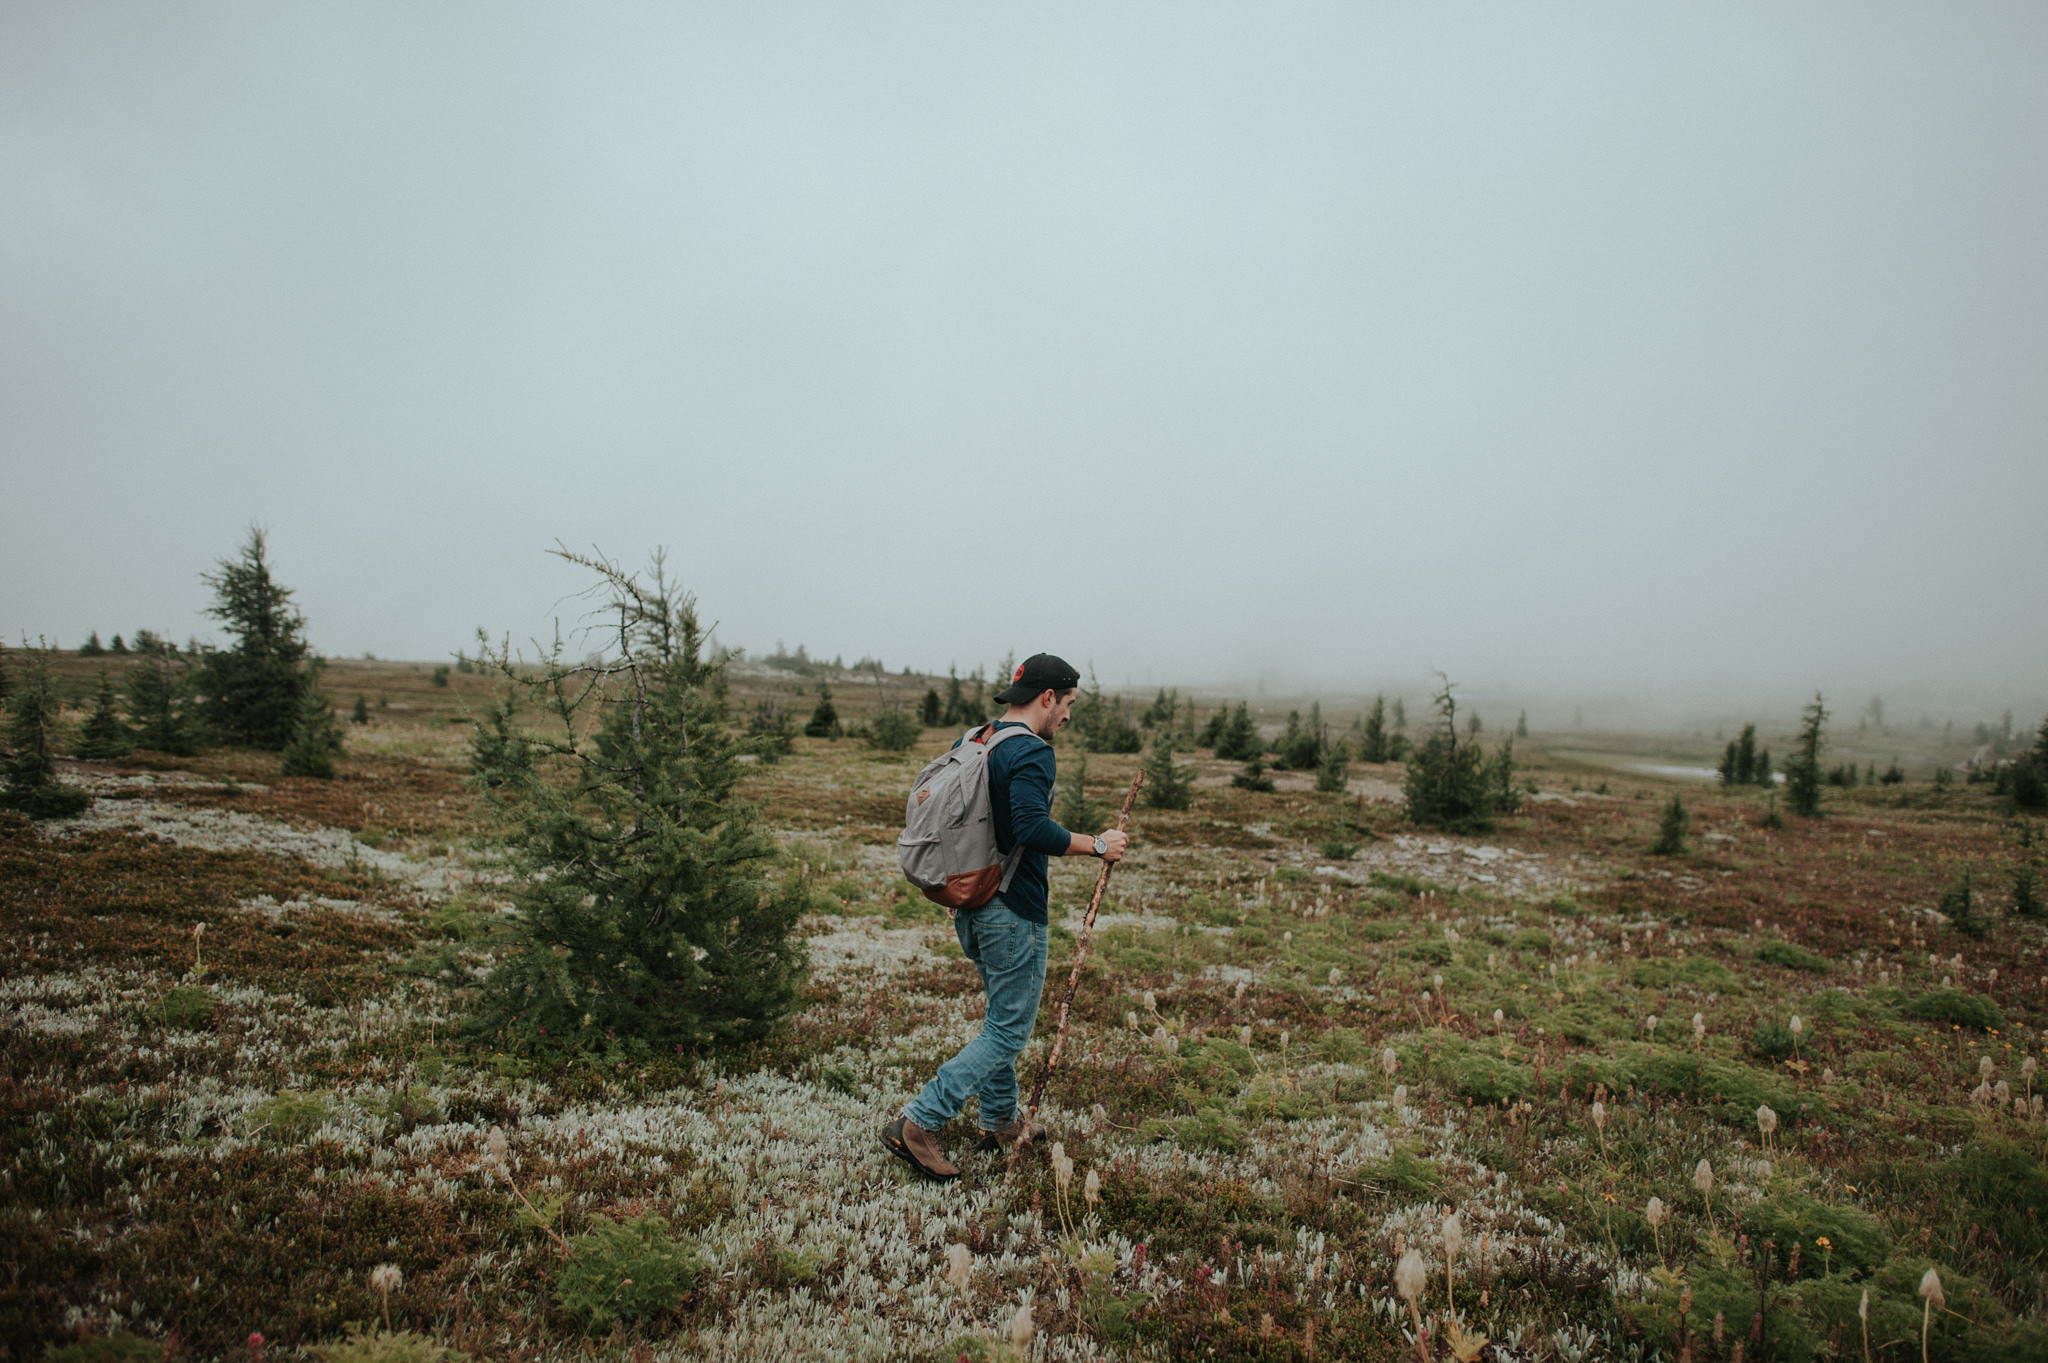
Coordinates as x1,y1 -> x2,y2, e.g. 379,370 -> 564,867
905,897 -> 1049,1133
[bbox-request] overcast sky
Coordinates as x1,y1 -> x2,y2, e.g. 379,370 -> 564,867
5,3 -> 2045,710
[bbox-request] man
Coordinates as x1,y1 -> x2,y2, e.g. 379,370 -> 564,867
881,652 -> 1129,1182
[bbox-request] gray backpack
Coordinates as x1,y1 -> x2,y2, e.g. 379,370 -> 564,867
898,723 -> 1043,909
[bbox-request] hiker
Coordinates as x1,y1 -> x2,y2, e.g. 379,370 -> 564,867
881,652 -> 1128,1181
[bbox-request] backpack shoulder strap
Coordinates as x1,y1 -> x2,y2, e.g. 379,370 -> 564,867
981,723 -> 1045,753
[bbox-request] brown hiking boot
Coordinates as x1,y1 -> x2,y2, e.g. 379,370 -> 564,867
881,1116 -> 959,1181
974,1116 -> 1043,1153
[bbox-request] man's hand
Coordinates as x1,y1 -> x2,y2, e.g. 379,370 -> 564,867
1097,829 -> 1129,862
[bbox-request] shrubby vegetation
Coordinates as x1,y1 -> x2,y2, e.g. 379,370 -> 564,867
465,549 -> 809,1055
1402,679 -> 1518,832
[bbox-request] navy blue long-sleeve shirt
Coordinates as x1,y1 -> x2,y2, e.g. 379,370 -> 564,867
953,720 -> 1071,925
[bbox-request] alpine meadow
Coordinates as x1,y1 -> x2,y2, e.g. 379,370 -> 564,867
4,537 -> 2048,1361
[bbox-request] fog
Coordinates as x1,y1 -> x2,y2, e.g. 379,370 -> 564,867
5,4 -> 2046,715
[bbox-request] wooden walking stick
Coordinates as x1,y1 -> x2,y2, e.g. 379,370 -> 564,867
1001,769 -> 1144,1193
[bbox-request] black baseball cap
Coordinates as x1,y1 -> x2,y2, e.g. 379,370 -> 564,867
994,652 -> 1081,704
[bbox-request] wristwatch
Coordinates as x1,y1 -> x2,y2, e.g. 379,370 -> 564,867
1092,836 -> 1108,857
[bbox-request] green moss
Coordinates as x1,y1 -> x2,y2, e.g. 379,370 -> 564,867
1630,956 -> 1741,992
554,1214 -> 702,1328
1749,1021 -> 1799,1063
1361,1146 -> 1442,1198
1138,1105 -> 1245,1153
156,984 -> 216,1029
245,1091 -> 333,1142
1745,1191 -> 1890,1276
1757,940 -> 1830,972
1901,990 -> 2005,1030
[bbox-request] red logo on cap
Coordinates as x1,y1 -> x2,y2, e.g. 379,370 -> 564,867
1013,664 -> 1025,682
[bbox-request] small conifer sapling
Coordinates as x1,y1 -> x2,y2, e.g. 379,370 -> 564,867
1653,792 -> 1689,855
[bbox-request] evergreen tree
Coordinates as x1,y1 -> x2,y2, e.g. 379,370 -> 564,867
1272,709 -> 1318,770
1143,688 -> 1177,727
1392,697 -> 1407,731
1070,672 -> 1143,753
126,651 -> 195,756
1141,729 -> 1195,810
1516,710 -> 1528,739
79,631 -> 104,657
74,669 -> 132,760
1056,747 -> 1103,830
1197,709 -> 1227,749
194,528 -> 313,748
1214,702 -> 1262,762
109,634 -> 127,655
1939,871 -> 1987,939
1231,757 -> 1276,792
1314,737 -> 1349,793
352,694 -> 371,724
467,549 -> 808,1055
1,643 -> 90,817
1402,678 -> 1516,833
919,688 -> 942,726
1652,792 -> 1689,855
804,685 -> 839,738
940,668 -> 969,727
1785,693 -> 1828,817
280,670 -> 346,778
1358,696 -> 1389,763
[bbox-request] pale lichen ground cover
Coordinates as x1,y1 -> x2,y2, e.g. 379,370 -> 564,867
5,716 -> 2047,1361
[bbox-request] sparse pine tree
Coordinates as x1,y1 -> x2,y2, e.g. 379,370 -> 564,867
1467,711 -> 1483,737
919,688 -> 942,726
351,694 -> 370,725
1358,696 -> 1389,763
1141,729 -> 1195,810
126,651 -> 195,756
1652,792 -> 1689,854
1197,708 -> 1227,749
939,668 -> 967,726
74,669 -> 132,760
1143,687 -> 1175,727
1392,697 -> 1407,731
1734,724 -> 1759,785
279,669 -> 346,779
1215,702 -> 1261,762
804,685 -> 839,738
109,634 -> 127,654
1,642 -> 91,817
2012,866 -> 2042,920
467,549 -> 808,1055
1718,739 -> 1740,786
1231,756 -> 1276,792
1272,710 -> 1317,769
1403,678 -> 1515,833
1516,710 -> 1528,739
1755,748 -> 1773,785
1939,870 -> 1987,939
1315,736 -> 1349,793
194,528 -> 313,749
745,699 -> 796,761
1057,747 -> 1104,830
79,631 -> 104,657
1785,694 -> 1828,817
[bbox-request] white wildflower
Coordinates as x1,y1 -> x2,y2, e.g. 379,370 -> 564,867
1008,1302 -> 1034,1349
1394,1249 -> 1426,1303
945,1243 -> 973,1293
